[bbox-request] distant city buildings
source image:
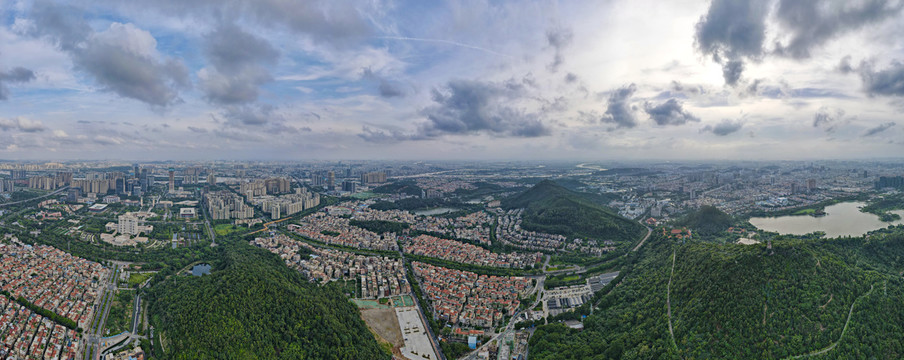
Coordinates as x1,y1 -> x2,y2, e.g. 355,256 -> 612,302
360,172 -> 387,185
205,191 -> 254,220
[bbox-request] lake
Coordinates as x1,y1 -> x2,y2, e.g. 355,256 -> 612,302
191,263 -> 211,276
749,201 -> 904,238
413,207 -> 458,216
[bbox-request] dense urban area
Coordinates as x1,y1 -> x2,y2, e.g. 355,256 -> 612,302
0,159 -> 902,359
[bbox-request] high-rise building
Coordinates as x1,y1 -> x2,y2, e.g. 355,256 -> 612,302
168,168 -> 175,192
327,171 -> 335,191
360,172 -> 387,184
207,173 -> 216,185
341,180 -> 356,193
140,169 -> 149,191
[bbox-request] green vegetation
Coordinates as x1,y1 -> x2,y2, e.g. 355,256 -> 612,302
128,272 -> 152,288
106,290 -> 135,335
674,205 -> 733,235
147,241 -> 390,360
529,228 -> 904,359
213,223 -> 241,236
862,193 -> 904,222
502,180 -> 644,244
348,219 -> 409,234
371,180 -> 422,197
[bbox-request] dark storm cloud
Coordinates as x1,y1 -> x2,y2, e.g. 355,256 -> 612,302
858,61 -> 904,97
362,68 -> 406,98
773,0 -> 902,59
546,27 -> 573,73
695,0 -> 902,86
862,122 -> 896,136
417,80 -> 551,138
200,23 -> 279,105
0,67 -> 36,100
701,118 -> 744,136
644,99 -> 700,126
28,3 -> 189,107
600,84 -> 638,129
121,0 -> 372,44
694,0 -> 769,85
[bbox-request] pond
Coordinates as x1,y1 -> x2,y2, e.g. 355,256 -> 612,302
749,201 -> 904,238
413,207 -> 458,216
191,263 -> 211,276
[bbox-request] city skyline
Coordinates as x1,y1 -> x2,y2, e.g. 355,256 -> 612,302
2,0 -> 904,161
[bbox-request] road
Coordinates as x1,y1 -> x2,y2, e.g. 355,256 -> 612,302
667,250 -> 678,353
83,263 -> 118,360
632,225 -> 653,252
0,186 -> 69,207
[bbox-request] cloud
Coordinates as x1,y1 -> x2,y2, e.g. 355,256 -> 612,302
362,68 -> 406,98
564,73 -> 578,83
546,27 -> 573,72
862,121 -> 896,137
858,61 -> 904,96
0,67 -> 36,100
222,104 -> 280,126
813,106 -> 846,133
644,99 -> 700,126
0,117 -> 46,132
134,0 -> 372,44
417,79 -> 551,138
358,126 -> 411,143
695,0 -> 902,86
694,0 -> 769,85
187,126 -> 208,133
772,0 -> 903,59
29,4 -> 189,107
600,84 -> 638,129
199,23 -> 279,105
701,118 -> 744,136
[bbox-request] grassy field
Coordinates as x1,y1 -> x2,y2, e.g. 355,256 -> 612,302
792,208 -> 817,215
105,290 -> 135,336
128,273 -> 152,288
213,223 -> 241,236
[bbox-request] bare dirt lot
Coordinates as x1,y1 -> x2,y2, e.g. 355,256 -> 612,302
360,307 -> 406,359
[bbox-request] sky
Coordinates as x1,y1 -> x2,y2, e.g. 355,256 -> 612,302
1,0 -> 903,161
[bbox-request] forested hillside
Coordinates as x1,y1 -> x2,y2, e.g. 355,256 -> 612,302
674,205 -> 733,235
503,180 -> 644,243
146,241 -> 390,360
529,228 -> 904,359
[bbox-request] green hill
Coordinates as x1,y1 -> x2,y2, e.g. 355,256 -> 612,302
528,229 -> 904,359
502,180 -> 644,244
147,242 -> 391,360
675,205 -> 733,235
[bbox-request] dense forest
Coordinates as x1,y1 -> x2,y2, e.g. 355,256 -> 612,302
674,205 -> 734,235
529,228 -> 904,359
146,241 -> 390,360
503,180 -> 644,244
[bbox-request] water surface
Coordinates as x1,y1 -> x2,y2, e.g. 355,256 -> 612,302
749,202 -> 904,238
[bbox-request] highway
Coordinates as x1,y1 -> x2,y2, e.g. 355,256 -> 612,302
0,186 -> 69,207
83,264 -> 118,360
